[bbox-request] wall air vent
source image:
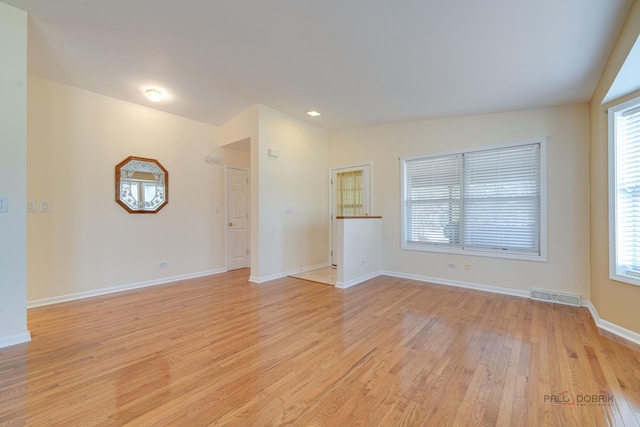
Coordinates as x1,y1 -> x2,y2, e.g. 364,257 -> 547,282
530,289 -> 581,307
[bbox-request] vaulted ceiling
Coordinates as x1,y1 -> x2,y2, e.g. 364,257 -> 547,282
2,0 -> 633,129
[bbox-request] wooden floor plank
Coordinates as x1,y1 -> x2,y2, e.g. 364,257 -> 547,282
0,270 -> 638,426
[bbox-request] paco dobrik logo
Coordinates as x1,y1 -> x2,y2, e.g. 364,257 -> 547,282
544,391 -> 576,406
544,391 -> 614,406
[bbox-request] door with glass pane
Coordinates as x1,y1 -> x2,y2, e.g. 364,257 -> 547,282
331,164 -> 371,265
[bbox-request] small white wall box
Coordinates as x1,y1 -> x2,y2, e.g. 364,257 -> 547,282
268,149 -> 279,158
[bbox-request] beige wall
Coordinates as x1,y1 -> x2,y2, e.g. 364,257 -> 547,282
589,1 -> 640,334
27,77 -> 227,302
329,105 -> 590,297
0,3 -> 29,346
26,86 -> 329,301
254,105 -> 329,280
221,147 -> 250,169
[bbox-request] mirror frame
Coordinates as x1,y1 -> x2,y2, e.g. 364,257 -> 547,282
115,156 -> 169,214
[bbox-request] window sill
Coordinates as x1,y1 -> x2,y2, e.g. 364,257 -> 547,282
610,272 -> 640,287
402,242 -> 547,262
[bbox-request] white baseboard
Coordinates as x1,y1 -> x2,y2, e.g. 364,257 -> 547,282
581,300 -> 600,322
27,268 -> 227,308
336,271 -> 381,289
380,270 -> 530,299
249,263 -> 330,284
582,300 -> 640,346
0,331 -> 31,349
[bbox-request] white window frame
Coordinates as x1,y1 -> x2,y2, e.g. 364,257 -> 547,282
401,138 -> 547,261
608,95 -> 640,287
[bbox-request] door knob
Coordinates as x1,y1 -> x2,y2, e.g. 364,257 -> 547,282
229,222 -> 234,226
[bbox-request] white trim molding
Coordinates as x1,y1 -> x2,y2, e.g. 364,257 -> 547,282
27,268 -> 227,308
380,270 -> 530,299
582,300 -> 640,347
0,332 -> 31,349
336,271 -> 381,289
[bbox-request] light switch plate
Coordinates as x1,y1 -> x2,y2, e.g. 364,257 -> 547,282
27,200 -> 36,212
40,201 -> 51,212
0,196 -> 8,213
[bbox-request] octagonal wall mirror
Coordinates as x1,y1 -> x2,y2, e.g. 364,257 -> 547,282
115,156 -> 168,214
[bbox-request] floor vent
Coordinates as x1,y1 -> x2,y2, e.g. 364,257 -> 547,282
530,289 -> 581,307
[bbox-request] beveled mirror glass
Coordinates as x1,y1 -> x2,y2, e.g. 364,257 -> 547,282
115,156 -> 168,213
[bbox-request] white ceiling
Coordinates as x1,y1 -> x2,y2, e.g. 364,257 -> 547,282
2,0 -> 633,130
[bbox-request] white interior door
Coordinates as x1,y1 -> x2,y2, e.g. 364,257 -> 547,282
227,167 -> 249,270
330,164 -> 371,266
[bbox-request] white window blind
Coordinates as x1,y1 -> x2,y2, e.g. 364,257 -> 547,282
464,145 -> 540,254
404,155 -> 462,246
610,97 -> 640,286
402,139 -> 545,259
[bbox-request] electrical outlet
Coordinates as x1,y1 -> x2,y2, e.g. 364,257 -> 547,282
447,262 -> 457,269
465,262 -> 471,271
159,261 -> 168,268
0,196 -> 7,213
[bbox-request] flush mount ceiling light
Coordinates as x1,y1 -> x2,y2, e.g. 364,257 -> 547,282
306,110 -> 321,117
145,88 -> 164,102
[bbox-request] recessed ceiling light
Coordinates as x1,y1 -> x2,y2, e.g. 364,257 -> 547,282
145,88 -> 164,102
306,110 -> 321,117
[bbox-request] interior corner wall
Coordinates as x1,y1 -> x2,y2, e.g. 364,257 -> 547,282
0,3 -> 29,346
589,1 -> 640,335
256,105 -> 329,279
27,76 -> 226,303
329,105 -> 590,298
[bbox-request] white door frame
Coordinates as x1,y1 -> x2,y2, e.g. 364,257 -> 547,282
225,165 -> 250,271
329,162 -> 373,266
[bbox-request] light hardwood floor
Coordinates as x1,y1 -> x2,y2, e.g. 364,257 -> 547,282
1,269 -> 639,426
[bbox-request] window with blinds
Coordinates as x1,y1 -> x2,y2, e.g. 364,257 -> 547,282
609,96 -> 640,286
402,138 -> 546,260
